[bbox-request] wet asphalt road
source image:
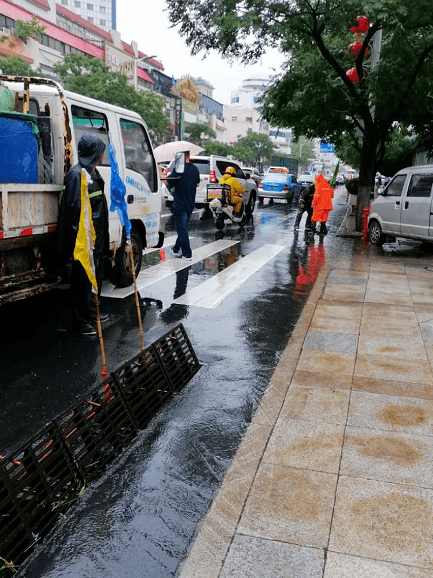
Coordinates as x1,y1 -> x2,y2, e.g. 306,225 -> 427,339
1,189 -> 376,577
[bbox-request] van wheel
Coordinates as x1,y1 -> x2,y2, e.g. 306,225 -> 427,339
368,220 -> 385,246
111,226 -> 143,287
246,192 -> 256,215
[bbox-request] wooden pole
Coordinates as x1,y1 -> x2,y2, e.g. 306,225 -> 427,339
127,242 -> 145,352
93,291 -> 107,379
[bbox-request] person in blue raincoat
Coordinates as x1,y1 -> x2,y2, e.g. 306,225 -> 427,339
165,151 -> 200,261
57,133 -> 109,335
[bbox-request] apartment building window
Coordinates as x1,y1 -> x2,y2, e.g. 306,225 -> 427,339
231,116 -> 237,121
100,5 -> 105,11
88,17 -> 93,23
61,0 -> 68,4
87,3 -> 93,9
74,0 -> 80,6
0,15 -> 15,28
100,19 -> 106,26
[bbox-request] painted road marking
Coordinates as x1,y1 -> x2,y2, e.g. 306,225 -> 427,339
174,244 -> 285,309
101,239 -> 238,299
143,235 -> 193,254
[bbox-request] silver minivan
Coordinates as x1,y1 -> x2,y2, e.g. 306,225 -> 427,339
368,164 -> 433,245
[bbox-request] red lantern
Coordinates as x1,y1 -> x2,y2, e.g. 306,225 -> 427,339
347,41 -> 368,59
346,67 -> 365,83
350,15 -> 370,34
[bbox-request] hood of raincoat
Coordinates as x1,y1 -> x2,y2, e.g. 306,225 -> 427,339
77,132 -> 106,171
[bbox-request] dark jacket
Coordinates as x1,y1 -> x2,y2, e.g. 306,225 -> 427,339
299,183 -> 315,207
167,162 -> 200,214
57,133 -> 109,259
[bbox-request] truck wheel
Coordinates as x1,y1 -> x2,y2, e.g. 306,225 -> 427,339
216,215 -> 225,230
246,192 -> 256,215
111,226 -> 143,288
368,220 -> 385,246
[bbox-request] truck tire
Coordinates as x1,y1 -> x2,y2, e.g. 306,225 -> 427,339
111,226 -> 143,288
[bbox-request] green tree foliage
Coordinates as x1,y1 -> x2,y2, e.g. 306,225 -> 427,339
166,0 -> 433,229
186,121 -> 216,145
54,54 -> 169,140
232,132 -> 274,165
16,16 -> 46,42
202,140 -> 232,156
290,136 -> 315,168
0,56 -> 40,76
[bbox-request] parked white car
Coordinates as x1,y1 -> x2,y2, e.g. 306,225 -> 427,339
368,164 -> 433,245
190,156 -> 258,213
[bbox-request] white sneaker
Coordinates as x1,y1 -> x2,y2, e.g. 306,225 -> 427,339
170,247 -> 181,257
182,255 -> 192,261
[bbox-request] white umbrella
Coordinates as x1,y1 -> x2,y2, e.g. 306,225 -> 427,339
153,141 -> 204,163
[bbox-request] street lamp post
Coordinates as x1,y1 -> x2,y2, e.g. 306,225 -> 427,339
135,55 -> 157,91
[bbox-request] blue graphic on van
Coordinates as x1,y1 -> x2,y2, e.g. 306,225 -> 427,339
126,175 -> 150,193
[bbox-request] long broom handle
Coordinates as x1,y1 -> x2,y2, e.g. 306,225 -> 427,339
127,241 -> 145,352
93,291 -> 107,379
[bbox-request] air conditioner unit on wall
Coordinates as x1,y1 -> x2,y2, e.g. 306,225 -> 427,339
0,27 -> 11,36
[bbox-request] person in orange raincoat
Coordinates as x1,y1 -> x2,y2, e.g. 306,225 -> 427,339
311,174 -> 334,235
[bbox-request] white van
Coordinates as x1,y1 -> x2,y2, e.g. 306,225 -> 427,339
0,76 -> 164,302
368,164 -> 433,245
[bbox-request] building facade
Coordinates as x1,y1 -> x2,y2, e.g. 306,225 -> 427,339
57,0 -> 115,31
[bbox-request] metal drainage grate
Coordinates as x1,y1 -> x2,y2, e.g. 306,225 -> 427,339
0,323 -> 200,576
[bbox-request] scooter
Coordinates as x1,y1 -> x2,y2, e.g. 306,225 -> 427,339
207,183 -> 246,230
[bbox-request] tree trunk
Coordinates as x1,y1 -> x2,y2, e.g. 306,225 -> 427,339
355,127 -> 378,231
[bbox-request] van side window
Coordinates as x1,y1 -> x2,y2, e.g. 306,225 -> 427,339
386,174 -> 406,197
216,160 -> 230,175
71,105 -> 109,165
407,174 -> 433,198
120,119 -> 157,192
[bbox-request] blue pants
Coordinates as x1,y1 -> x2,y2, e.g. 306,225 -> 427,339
173,210 -> 192,258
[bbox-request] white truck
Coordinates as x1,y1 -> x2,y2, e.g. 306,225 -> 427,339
0,76 -> 164,305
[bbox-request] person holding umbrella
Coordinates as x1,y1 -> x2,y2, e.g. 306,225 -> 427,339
164,150 -> 200,261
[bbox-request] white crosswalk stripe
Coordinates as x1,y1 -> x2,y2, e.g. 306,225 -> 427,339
101,239 -> 238,299
174,244 -> 285,309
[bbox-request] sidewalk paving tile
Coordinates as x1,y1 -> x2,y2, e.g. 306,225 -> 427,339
369,262 -> 407,273
361,307 -> 419,325
414,304 -> 433,323
420,321 -> 433,342
279,384 -> 351,424
329,476 -> 433,569
292,371 -> 353,391
322,286 -> 366,302
355,353 -> 433,384
352,376 -> 433,400
347,392 -> 433,436
238,464 -> 338,548
340,426 -> 433,488
326,276 -> 368,286
309,315 -> 360,335
220,535 -> 325,578
304,331 -> 359,353
364,290 -> 413,307
314,302 -> 362,320
357,335 -> 428,360
297,349 -> 356,376
362,301 -> 415,314
359,319 -> 423,340
263,419 -> 345,474
324,551 -> 433,577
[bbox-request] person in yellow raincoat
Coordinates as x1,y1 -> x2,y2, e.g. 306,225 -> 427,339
219,166 -> 245,216
311,174 -> 334,235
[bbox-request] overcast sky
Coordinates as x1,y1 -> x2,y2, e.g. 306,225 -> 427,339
116,1 -> 284,105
